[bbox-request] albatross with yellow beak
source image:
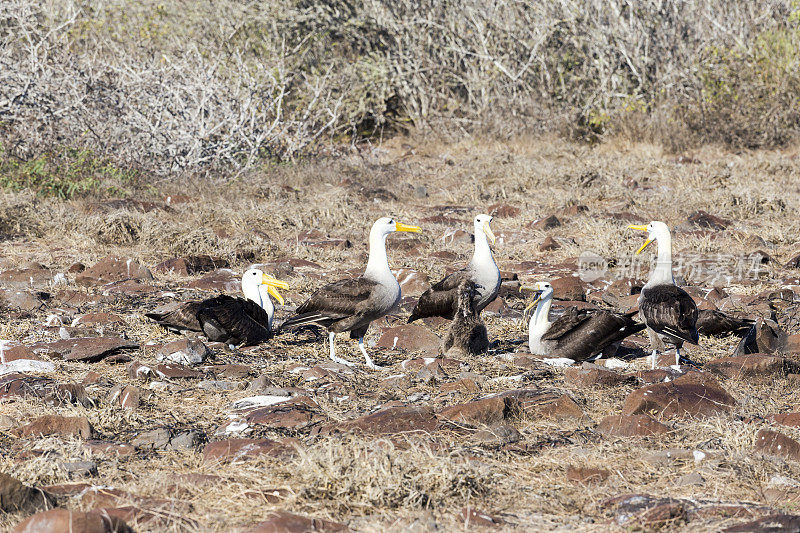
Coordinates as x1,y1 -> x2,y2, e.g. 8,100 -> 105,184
628,221 -> 699,368
279,217 -> 422,370
408,214 -> 500,322
146,268 -> 289,347
521,281 -> 645,361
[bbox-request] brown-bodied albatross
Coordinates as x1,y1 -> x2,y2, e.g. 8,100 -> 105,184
522,281 -> 645,362
146,268 -> 289,346
279,217 -> 422,369
629,221 -> 699,368
408,214 -> 500,322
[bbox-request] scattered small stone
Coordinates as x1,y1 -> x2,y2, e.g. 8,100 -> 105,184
755,429 -> 800,461
157,338 -> 210,365
528,215 -> 561,230
131,427 -> 205,451
14,415 -> 95,440
458,507 -> 504,528
60,460 -> 98,478
567,466 -> 610,484
597,415 -> 670,438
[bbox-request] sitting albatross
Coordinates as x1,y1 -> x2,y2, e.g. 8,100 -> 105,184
279,217 -> 422,369
628,221 -> 699,368
521,281 -> 645,362
442,280 -> 489,356
408,214 -> 499,322
145,268 -> 288,346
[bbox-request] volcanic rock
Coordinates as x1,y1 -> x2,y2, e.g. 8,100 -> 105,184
597,415 -> 670,438
75,256 -> 152,286
622,371 -> 735,419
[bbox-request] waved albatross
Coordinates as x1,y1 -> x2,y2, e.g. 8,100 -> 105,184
442,280 -> 489,356
279,217 -> 422,369
408,214 -> 500,322
522,281 -> 645,362
146,268 -> 288,346
629,221 -> 699,368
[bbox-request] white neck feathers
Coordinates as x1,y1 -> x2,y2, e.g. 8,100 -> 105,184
528,289 -> 553,351
645,229 -> 675,288
364,226 -> 393,281
471,223 -> 495,268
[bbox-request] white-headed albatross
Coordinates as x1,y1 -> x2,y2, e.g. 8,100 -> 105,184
628,221 -> 699,368
408,214 -> 500,322
522,281 -> 645,362
279,217 -> 422,369
146,268 -> 289,346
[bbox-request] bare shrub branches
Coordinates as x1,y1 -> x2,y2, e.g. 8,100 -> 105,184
1,0 -> 799,175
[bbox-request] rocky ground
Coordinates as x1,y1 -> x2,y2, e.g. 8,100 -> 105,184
3,137 -> 800,531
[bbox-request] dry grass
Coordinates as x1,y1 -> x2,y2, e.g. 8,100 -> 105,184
2,136 -> 800,531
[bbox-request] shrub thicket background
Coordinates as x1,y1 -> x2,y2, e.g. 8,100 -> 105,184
1,0 -> 799,179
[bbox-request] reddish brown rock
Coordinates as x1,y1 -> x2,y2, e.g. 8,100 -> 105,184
12,508 -> 133,533
487,203 -> 520,218
401,357 -> 463,373
375,325 -> 440,355
202,438 -> 298,465
440,378 -> 480,394
687,210 -> 730,230
324,406 -> 439,436
458,507 -> 503,528
550,276 -> 587,301
15,415 -> 95,439
724,514 -> 800,532
0,289 -> 48,312
622,371 -> 735,419
85,441 -> 136,457
494,389 -> 586,420
244,511 -> 348,533
566,466 -> 610,484
0,268 -> 53,288
565,364 -> 634,387
157,338 -> 210,365
439,397 -> 513,426
597,415 -> 670,438
528,215 -> 561,230
394,268 -> 430,297
63,337 -> 138,363
73,313 -> 125,326
154,255 -> 228,276
184,269 -> 240,292
0,344 -> 41,362
75,255 -> 152,286
108,385 -> 140,410
155,363 -> 203,379
767,413 -> 800,428
705,354 -> 800,379
245,397 -> 326,429
755,429 -> 800,461
539,236 -> 560,251
0,373 -> 91,406
0,473 -> 56,513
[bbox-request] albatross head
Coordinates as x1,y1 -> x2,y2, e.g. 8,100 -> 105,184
473,214 -> 496,245
628,221 -> 671,255
520,281 -> 554,326
241,268 -> 289,306
371,217 -> 422,238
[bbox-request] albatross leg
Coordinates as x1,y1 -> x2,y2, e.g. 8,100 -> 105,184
358,336 -> 383,370
674,345 -> 681,367
650,350 -> 658,369
328,331 -> 355,367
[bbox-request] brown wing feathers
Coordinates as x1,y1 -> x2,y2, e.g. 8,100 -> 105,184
640,285 -> 699,344
408,270 -> 468,322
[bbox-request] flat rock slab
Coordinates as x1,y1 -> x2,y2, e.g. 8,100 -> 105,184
565,364 -> 635,387
492,389 -> 586,420
766,413 -> 800,428
12,508 -> 133,533
75,255 -> 153,286
244,511 -> 348,533
439,397 -> 514,427
622,371 -> 735,419
706,354 -> 800,379
202,438 -> 299,465
0,473 -> 56,513
14,415 -> 96,439
597,415 -> 670,438
244,397 -> 326,430
0,373 -> 91,406
755,429 -> 800,461
35,337 -> 138,363
321,406 -> 439,436
724,514 -> 800,532
184,269 -> 239,292
376,325 -> 441,355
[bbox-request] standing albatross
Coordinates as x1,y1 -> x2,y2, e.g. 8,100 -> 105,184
279,217 -> 422,369
521,281 -> 645,362
145,268 -> 289,346
629,221 -> 699,368
408,214 -> 500,322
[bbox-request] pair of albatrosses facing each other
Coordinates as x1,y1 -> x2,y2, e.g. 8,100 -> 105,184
521,221 -> 702,369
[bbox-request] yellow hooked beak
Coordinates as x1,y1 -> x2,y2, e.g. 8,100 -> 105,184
395,222 -> 422,233
519,284 -> 542,316
483,221 -> 496,245
627,224 -> 653,255
262,273 -> 289,305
